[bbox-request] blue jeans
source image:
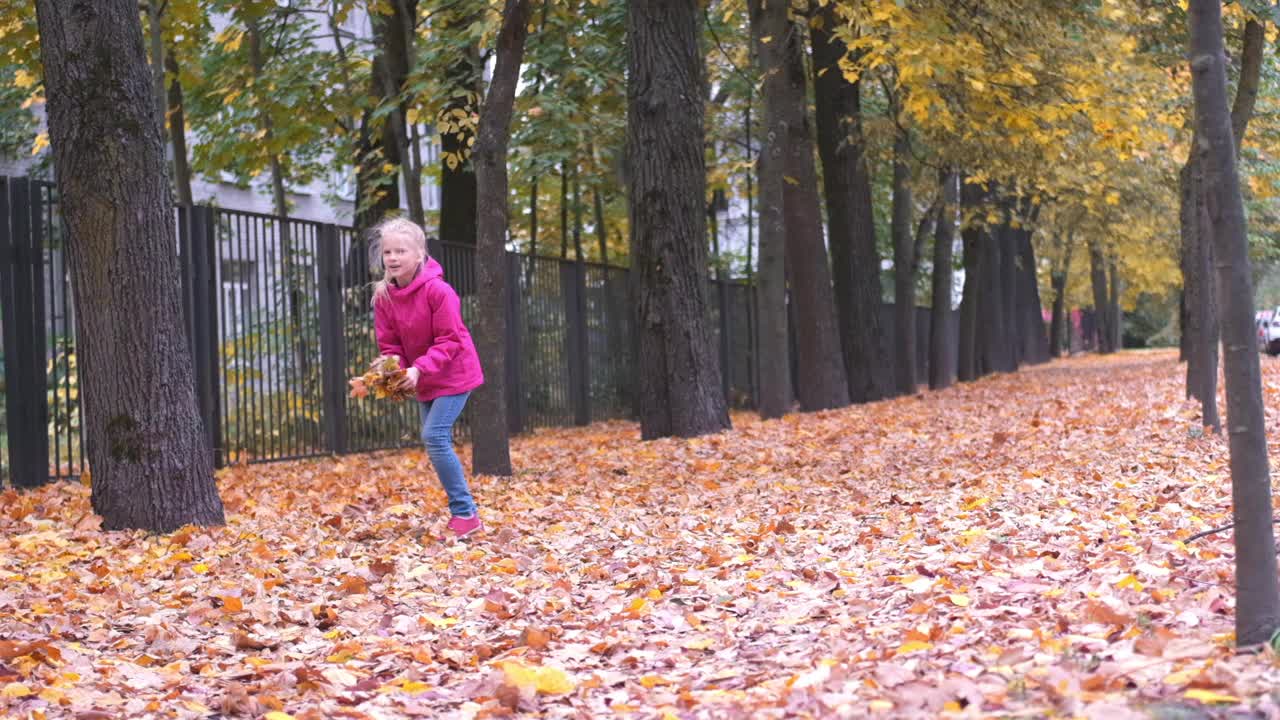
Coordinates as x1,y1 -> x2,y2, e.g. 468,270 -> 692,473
419,392 -> 476,517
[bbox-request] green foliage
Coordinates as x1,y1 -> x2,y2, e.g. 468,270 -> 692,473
186,3 -> 351,201
0,65 -> 37,160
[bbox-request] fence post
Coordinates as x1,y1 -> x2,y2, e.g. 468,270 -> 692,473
747,282 -> 758,409
561,261 -> 590,426
716,277 -> 731,403
505,251 -> 525,435
1,177 -> 50,487
0,177 -> 11,487
317,224 -> 349,455
177,205 -> 196,356
188,205 -> 223,467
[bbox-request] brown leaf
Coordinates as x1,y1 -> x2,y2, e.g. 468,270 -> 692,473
1084,600 -> 1132,627
218,681 -> 260,716
338,575 -> 369,595
521,627 -> 551,650
233,631 -> 278,651
1134,628 -> 1174,657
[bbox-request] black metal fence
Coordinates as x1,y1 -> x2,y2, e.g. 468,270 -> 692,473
8,175 -> 854,486
0,175 -> 968,486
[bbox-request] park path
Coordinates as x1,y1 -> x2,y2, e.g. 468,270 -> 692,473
3,350 -> 1280,718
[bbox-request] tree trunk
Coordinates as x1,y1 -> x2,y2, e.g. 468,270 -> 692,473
33,0 -> 225,531
929,170 -> 957,389
752,135 -> 790,418
560,161 -> 569,259
372,0 -> 423,225
1000,212 -> 1020,371
976,219 -> 1006,375
627,0 -> 730,439
1187,0 -> 1279,648
811,3 -> 889,402
572,165 -> 584,261
472,0 -> 530,477
891,132 -> 915,395
765,12 -> 848,411
326,4 -> 396,237
1089,240 -> 1114,354
1181,17 -> 1260,417
749,10 -> 791,418
593,186 -> 609,263
957,179 -> 983,382
146,1 -> 166,152
1049,233 -> 1074,358
529,175 -> 539,255
1179,291 -> 1189,361
744,93 -> 755,280
1181,161 -> 1201,395
1108,257 -> 1122,351
1020,225 -> 1049,364
165,52 -> 193,206
440,11 -> 481,246
1197,180 -> 1221,431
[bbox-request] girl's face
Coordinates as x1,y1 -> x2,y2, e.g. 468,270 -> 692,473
381,232 -> 424,286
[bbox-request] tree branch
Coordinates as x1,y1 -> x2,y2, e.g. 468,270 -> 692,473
1185,518 -> 1280,543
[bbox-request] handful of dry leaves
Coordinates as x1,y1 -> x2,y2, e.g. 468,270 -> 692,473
348,355 -> 414,400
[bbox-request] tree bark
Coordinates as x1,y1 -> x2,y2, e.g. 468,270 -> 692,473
765,11 -> 848,411
891,132 -> 916,395
1019,224 -> 1049,364
593,186 -> 609,263
528,175 -> 539,254
929,170 -> 957,389
1000,211 -> 1020,371
472,0 -> 530,477
560,161 -> 569,258
749,7 -> 791,419
350,0 -> 405,232
165,52 -> 193,206
1108,257 -> 1121,351
572,165 -> 584,261
440,9 -> 481,246
1089,239 -> 1114,354
146,0 -> 165,152
976,218 -> 1007,375
1049,233 -> 1074,358
627,0 -> 730,439
372,0 -> 423,225
957,179 -> 983,382
810,3 -> 889,402
1187,0 -> 1279,648
1181,17 -> 1260,421
34,0 -> 225,531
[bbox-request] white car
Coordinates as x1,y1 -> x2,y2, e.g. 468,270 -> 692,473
1261,308 -> 1280,355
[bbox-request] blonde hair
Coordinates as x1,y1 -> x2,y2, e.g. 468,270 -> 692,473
369,217 -> 428,306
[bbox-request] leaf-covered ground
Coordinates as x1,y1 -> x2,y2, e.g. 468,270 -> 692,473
5,350 -> 1280,719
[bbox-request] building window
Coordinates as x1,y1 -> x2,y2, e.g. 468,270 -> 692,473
220,259 -> 256,337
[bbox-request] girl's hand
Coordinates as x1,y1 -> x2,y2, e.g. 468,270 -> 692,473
399,366 -> 420,391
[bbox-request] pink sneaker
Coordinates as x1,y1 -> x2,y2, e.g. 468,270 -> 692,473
446,515 -> 483,539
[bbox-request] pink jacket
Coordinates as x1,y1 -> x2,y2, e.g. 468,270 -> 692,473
374,257 -> 485,402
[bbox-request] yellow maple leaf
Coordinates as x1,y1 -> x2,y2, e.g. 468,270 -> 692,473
1183,688 -> 1240,704
500,660 -> 576,695
2,682 -> 32,698
895,640 -> 933,655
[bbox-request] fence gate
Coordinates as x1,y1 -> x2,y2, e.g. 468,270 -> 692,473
0,177 -> 50,488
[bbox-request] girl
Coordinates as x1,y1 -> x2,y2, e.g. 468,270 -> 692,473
371,218 -> 485,538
